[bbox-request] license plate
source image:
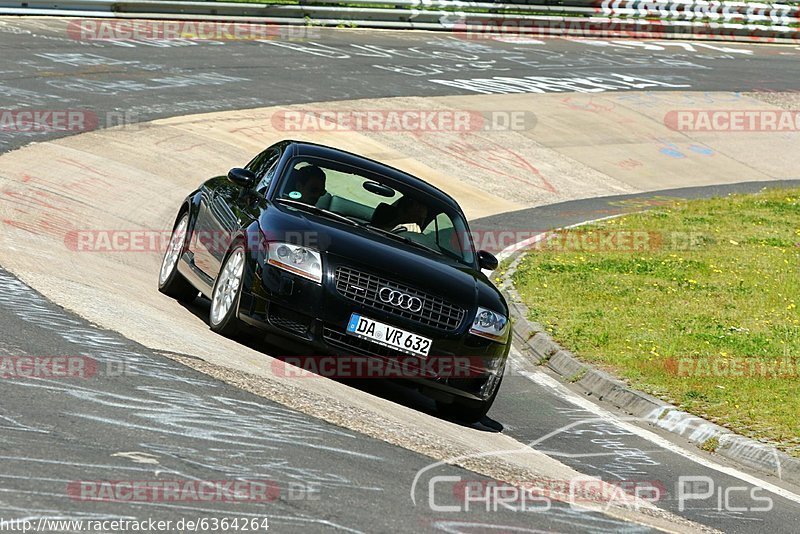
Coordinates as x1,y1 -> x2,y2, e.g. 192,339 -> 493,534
346,313 -> 432,358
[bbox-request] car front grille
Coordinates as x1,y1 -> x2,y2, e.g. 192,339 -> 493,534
334,266 -> 466,331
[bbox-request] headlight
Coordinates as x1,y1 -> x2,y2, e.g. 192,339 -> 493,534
267,242 -> 322,283
469,307 -> 509,342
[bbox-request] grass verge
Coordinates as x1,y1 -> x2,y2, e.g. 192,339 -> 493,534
511,187 -> 800,456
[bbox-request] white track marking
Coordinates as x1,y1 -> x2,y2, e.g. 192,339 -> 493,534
514,357 -> 800,505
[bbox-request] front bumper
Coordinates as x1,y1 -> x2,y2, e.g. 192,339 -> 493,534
237,255 -> 509,402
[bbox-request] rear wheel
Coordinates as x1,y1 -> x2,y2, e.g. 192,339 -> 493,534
158,213 -> 197,303
209,244 -> 246,337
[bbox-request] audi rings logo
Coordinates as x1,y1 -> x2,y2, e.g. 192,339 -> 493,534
378,287 -> 423,313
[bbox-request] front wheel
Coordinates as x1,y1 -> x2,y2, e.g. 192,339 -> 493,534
436,374 -> 503,424
209,244 -> 246,337
158,213 -> 197,303
437,397 -> 495,424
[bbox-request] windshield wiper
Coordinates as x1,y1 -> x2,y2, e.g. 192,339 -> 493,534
275,198 -> 358,226
368,225 -> 470,264
363,224 -> 443,256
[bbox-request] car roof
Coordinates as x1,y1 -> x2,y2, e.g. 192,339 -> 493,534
287,140 -> 462,211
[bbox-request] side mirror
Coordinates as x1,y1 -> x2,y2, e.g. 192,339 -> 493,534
228,167 -> 256,188
477,250 -> 499,271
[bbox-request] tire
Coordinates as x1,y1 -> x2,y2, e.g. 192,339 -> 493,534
209,243 -> 246,337
437,397 -> 494,424
158,213 -> 197,303
436,374 -> 503,424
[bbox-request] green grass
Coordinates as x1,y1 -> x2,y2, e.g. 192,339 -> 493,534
511,187 -> 800,456
701,436 -> 720,453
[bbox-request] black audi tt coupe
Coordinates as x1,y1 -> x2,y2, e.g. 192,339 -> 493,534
158,140 -> 510,422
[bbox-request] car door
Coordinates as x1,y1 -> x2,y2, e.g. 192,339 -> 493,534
192,147 -> 283,279
190,179 -> 237,278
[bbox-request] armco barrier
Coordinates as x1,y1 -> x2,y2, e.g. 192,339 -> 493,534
0,1 -> 798,44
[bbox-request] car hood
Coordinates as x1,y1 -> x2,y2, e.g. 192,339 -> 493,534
260,204 -> 493,311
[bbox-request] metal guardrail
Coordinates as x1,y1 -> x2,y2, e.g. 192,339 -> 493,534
1,0 -> 798,42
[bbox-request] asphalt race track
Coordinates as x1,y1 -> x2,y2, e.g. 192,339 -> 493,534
1,16 -> 800,533
1,18 -> 800,153
0,268 -> 656,533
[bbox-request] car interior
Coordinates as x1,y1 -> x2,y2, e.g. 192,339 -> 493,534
278,160 -> 472,263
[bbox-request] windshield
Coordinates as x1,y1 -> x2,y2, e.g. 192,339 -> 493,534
275,156 -> 475,266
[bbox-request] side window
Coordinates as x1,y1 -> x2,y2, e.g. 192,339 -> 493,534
256,159 -> 279,193
247,149 -> 281,193
425,212 -> 462,257
424,212 -> 454,237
